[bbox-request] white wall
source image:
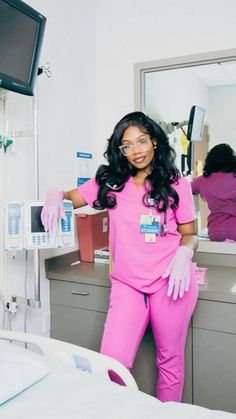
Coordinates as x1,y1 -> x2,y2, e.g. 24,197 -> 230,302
208,85 -> 236,148
95,0 -> 236,158
1,0 -> 236,335
31,0 -> 97,192
0,0 -> 97,334
144,68 -> 209,168
145,69 -> 209,122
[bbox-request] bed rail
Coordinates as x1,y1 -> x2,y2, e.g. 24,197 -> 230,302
0,329 -> 138,391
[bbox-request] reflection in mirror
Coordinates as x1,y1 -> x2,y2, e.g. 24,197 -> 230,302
144,60 -> 236,172
134,50 -> 236,251
187,105 -> 206,143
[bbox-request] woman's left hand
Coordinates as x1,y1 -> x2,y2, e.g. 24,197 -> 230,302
162,246 -> 194,300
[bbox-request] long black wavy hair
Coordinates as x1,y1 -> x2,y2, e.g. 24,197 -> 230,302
93,111 -> 180,212
203,143 -> 236,177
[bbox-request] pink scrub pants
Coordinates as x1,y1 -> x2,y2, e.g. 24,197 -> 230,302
100,274 -> 198,402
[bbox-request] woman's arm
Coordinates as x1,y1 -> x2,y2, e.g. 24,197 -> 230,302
41,187 -> 87,232
191,177 -> 201,195
177,220 -> 198,250
63,189 -> 88,209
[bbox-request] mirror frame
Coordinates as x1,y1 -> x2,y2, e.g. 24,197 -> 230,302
134,48 -> 236,110
134,48 -> 236,255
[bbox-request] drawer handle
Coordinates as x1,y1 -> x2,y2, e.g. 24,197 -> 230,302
71,291 -> 90,296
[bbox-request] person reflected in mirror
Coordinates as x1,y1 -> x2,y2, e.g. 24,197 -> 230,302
191,143 -> 236,241
41,112 -> 198,403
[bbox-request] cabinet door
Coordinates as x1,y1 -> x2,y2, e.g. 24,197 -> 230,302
51,304 -> 106,351
193,328 -> 236,413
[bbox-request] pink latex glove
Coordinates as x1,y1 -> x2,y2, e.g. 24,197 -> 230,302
162,246 -> 194,300
40,187 -> 66,232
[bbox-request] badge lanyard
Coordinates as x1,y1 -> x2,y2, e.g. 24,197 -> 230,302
160,210 -> 168,236
140,209 -> 168,243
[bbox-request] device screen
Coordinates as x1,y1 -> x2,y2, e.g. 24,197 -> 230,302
187,105 -> 205,143
31,206 -> 45,233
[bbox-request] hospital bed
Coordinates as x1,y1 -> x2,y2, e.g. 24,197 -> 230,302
0,330 -> 235,419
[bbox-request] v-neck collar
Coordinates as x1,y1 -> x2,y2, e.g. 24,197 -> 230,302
128,176 -> 148,192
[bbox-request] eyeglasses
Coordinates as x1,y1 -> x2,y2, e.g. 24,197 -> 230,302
119,137 -> 152,156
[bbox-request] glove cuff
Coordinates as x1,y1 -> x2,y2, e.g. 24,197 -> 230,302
46,187 -> 63,200
178,245 -> 194,259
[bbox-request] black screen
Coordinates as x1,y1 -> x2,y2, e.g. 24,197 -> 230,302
0,0 -> 46,95
0,2 -> 37,83
31,206 -> 45,233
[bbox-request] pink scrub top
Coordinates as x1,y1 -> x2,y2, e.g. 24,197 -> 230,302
78,176 -> 196,293
191,172 -> 236,241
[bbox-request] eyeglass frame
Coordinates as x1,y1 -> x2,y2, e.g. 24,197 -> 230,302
118,136 -> 154,156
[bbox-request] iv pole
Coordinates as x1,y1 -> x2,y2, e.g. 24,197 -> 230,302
0,89 -> 8,299
31,65 -> 52,307
30,66 -> 52,308
31,85 -> 41,308
0,87 -> 41,309
1,64 -> 52,314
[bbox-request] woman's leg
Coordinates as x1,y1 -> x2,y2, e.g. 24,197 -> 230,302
150,272 -> 198,402
100,280 -> 149,369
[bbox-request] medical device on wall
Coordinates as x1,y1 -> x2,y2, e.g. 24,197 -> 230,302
154,105 -> 206,176
23,201 -> 57,249
187,105 -> 206,143
5,200 -> 74,250
151,105 -> 206,143
58,200 -> 75,247
0,0 -> 46,96
5,201 -> 23,250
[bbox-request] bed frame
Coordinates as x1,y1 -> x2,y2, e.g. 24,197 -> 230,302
0,329 -> 138,390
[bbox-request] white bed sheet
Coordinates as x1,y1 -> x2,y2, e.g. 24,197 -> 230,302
1,359 -> 235,419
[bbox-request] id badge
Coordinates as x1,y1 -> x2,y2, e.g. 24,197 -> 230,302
140,214 -> 161,243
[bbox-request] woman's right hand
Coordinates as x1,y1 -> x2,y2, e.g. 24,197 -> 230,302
40,187 -> 66,232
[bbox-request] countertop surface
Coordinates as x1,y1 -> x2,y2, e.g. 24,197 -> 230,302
46,251 -> 236,304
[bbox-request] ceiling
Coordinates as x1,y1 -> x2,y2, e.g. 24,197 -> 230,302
190,61 -> 236,87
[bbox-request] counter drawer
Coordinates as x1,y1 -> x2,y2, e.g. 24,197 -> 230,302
193,300 -> 236,334
50,280 -> 110,312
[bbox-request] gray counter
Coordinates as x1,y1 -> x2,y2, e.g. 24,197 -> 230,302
46,250 -> 236,303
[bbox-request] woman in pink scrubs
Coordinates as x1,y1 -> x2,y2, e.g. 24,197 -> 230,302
41,112 -> 198,402
191,143 -> 236,241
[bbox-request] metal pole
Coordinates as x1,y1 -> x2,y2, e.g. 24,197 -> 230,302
32,86 -> 41,308
0,89 -> 8,298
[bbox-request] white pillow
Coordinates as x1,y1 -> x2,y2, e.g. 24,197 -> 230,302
0,340 -> 49,405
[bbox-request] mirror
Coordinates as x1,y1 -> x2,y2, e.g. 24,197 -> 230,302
134,49 -> 236,254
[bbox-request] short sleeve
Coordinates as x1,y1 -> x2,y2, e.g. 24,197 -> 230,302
191,176 -> 202,194
173,177 -> 196,223
77,177 -> 99,207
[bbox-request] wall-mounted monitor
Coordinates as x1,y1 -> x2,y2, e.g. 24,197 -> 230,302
187,105 -> 206,143
0,0 -> 46,96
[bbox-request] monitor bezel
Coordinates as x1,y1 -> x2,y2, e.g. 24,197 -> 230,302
0,0 -> 46,96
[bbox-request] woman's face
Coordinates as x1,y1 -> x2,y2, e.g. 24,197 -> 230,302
120,125 -> 157,171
